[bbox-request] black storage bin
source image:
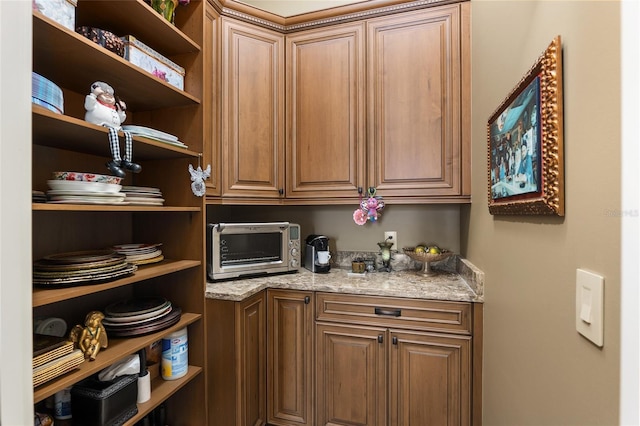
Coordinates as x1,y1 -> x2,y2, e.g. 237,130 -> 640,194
71,374 -> 138,426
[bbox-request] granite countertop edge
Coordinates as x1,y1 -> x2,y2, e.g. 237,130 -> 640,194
205,255 -> 484,304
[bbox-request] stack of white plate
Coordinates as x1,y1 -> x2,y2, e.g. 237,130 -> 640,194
121,125 -> 188,149
120,186 -> 164,206
112,243 -> 164,265
46,180 -> 126,205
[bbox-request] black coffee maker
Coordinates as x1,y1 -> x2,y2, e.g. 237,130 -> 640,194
304,235 -> 331,273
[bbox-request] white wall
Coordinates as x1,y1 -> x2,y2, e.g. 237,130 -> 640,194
464,1 -> 623,424
0,0 -> 34,424
619,0 -> 640,423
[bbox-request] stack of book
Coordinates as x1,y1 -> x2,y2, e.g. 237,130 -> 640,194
33,334 -> 84,387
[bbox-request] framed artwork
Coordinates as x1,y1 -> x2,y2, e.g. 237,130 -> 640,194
487,35 -> 564,216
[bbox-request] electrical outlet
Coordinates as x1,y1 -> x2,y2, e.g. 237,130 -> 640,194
384,231 -> 398,251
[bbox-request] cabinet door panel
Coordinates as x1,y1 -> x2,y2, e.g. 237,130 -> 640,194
222,18 -> 285,198
367,5 -> 462,197
390,331 -> 471,426
316,323 -> 386,426
238,292 -> 267,426
268,290 -> 314,425
204,3 -> 221,196
286,23 -> 365,199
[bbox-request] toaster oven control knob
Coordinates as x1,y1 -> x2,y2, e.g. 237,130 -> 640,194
290,258 -> 299,268
291,247 -> 299,257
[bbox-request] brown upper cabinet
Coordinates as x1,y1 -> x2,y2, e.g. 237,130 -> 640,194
366,5 -> 469,200
206,0 -> 470,204
221,17 -> 286,199
286,22 -> 366,200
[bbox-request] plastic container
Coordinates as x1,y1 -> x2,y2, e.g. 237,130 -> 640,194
54,386 -> 72,420
161,327 -> 188,380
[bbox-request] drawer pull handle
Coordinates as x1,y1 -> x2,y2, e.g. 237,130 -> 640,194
378,334 -> 383,343
374,307 -> 401,317
392,336 -> 398,345
304,296 -> 310,304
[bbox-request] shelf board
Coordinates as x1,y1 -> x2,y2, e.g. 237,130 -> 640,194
32,259 -> 201,307
33,313 -> 202,403
32,203 -> 201,213
123,365 -> 203,425
33,13 -> 200,111
75,0 -> 201,56
32,106 -> 201,160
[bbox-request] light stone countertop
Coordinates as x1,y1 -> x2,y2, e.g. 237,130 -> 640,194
205,256 -> 484,303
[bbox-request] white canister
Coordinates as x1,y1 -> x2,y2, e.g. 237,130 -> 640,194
161,327 -> 188,380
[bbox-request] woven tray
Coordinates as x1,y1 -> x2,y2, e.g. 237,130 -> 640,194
33,349 -> 84,387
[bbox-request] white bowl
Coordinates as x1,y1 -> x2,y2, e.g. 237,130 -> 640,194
47,180 -> 122,193
52,171 -> 122,185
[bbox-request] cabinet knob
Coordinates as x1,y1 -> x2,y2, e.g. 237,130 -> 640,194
304,296 -> 310,304
278,188 -> 284,195
392,336 -> 398,345
378,334 -> 383,343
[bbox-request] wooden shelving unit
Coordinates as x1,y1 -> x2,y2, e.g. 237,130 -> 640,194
31,0 -> 207,423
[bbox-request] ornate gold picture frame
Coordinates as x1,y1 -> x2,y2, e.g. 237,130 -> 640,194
487,35 -> 564,216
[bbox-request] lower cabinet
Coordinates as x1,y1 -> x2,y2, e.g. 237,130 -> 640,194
315,292 -> 474,426
315,323 -> 388,426
206,290 -> 480,426
390,331 -> 471,426
206,291 -> 266,426
267,289 -> 315,425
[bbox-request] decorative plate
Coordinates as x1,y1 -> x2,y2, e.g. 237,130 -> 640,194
40,250 -> 120,264
105,296 -> 170,318
33,264 -> 137,286
102,305 -> 173,327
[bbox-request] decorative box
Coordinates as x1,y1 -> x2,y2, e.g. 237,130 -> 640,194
76,27 -> 125,57
122,35 -> 185,90
32,0 -> 77,32
32,72 -> 64,115
71,374 -> 138,426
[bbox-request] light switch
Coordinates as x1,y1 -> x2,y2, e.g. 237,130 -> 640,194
576,269 -> 604,347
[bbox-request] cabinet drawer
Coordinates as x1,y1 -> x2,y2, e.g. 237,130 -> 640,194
316,293 -> 472,334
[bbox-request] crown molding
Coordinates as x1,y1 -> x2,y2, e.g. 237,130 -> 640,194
207,0 -> 465,32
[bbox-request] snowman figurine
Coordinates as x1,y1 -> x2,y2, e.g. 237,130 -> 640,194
84,81 -> 141,178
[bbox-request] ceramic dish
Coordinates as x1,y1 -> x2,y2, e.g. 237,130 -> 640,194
112,243 -> 163,253
121,125 -> 179,142
47,180 -> 122,193
48,199 -> 130,205
33,264 -> 137,286
52,171 -> 122,185
122,250 -> 162,262
33,261 -> 130,278
47,190 -> 127,197
104,308 -> 182,337
41,250 -> 119,264
102,305 -> 174,327
129,254 -> 164,265
105,296 -> 170,318
125,199 -> 165,206
48,195 -> 126,203
121,186 -> 161,193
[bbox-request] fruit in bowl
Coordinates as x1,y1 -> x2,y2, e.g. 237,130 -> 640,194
52,171 -> 122,185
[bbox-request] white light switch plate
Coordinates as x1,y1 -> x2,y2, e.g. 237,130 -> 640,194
576,269 -> 604,347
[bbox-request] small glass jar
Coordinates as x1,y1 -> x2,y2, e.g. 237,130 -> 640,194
364,257 -> 376,273
351,259 -> 366,274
